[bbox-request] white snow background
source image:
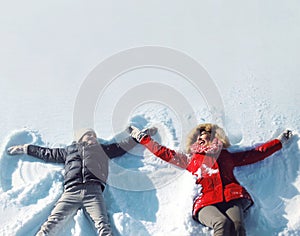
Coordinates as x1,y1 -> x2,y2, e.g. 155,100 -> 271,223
1,1 -> 300,236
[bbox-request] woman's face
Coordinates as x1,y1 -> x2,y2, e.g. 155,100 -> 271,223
195,130 -> 211,146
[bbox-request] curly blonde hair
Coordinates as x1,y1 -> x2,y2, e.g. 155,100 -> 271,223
185,123 -> 230,153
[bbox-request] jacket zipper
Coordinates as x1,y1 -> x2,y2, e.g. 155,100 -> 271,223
82,146 -> 86,183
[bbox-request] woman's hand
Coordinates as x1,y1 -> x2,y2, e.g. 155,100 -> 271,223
277,130 -> 293,144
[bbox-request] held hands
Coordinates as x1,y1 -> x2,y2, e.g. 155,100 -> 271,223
129,126 -> 157,143
7,144 -> 28,155
130,126 -> 147,143
277,130 -> 293,144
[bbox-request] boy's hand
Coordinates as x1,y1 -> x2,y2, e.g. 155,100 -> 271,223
7,144 -> 28,155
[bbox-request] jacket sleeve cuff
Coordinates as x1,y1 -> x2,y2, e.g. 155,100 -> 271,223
140,135 -> 151,144
23,144 -> 29,154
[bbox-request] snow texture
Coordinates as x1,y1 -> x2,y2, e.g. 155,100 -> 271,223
1,1 -> 300,236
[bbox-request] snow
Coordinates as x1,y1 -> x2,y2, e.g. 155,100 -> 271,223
1,1 -> 300,236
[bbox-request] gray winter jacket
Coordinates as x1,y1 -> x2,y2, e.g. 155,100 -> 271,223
27,136 -> 137,190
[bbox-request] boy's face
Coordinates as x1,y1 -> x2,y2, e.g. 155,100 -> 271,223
81,131 -> 98,145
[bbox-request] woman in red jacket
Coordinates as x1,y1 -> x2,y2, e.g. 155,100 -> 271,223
130,123 -> 292,236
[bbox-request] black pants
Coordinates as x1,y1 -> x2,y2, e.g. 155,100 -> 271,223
198,199 -> 249,236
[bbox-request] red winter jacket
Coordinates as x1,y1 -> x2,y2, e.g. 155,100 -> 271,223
140,137 -> 282,219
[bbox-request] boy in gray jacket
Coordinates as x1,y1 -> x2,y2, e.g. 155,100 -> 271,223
7,128 -> 140,236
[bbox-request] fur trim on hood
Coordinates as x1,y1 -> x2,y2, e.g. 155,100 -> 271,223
185,123 -> 230,153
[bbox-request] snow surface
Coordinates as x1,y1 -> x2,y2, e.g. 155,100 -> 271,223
1,1 -> 300,236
